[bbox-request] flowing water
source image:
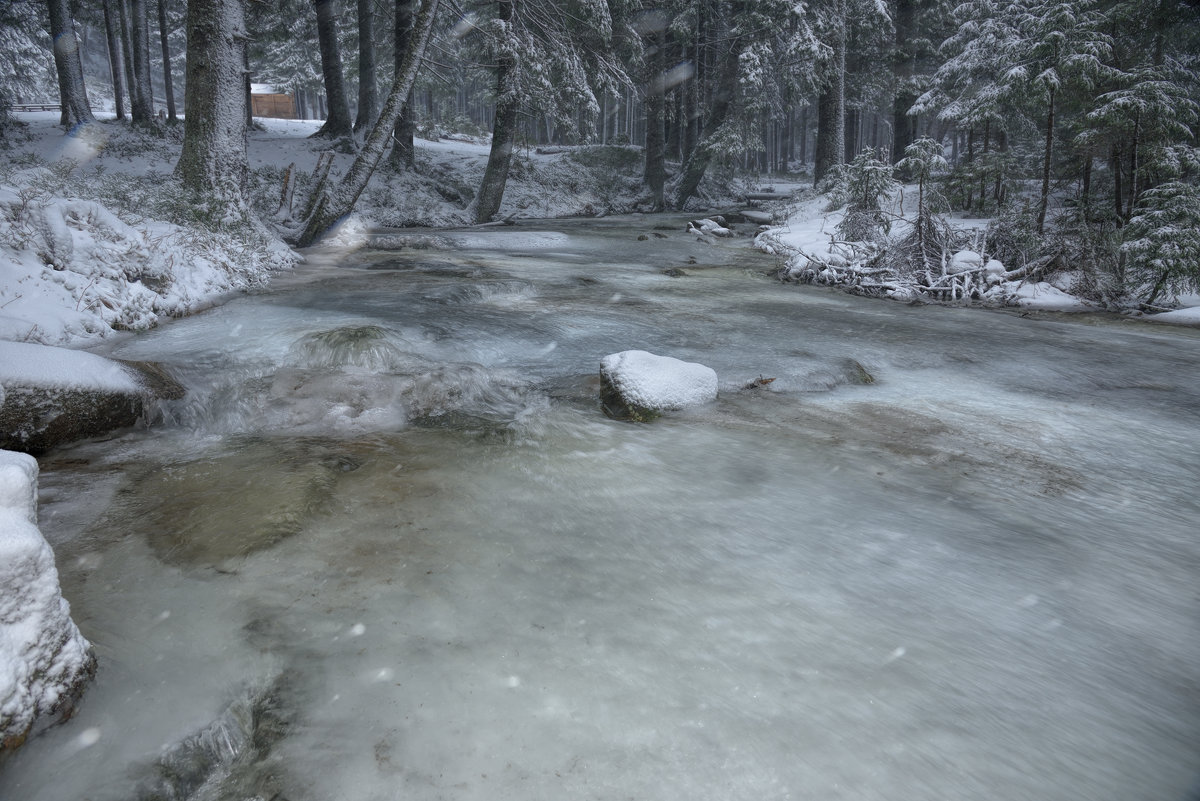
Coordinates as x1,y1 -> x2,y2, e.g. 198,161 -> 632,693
2,217 -> 1199,801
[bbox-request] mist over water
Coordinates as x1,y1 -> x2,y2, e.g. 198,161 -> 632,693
3,218 -> 1198,801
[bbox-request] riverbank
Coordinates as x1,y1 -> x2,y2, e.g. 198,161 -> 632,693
0,112 -> 752,349
3,111 -> 1197,354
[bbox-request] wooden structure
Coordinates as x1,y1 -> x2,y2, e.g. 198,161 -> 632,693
251,92 -> 296,120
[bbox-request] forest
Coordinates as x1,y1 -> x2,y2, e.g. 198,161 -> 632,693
1,0 -> 1199,306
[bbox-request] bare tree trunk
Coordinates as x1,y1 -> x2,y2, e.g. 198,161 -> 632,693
1126,113 -> 1141,220
129,0 -> 154,123
119,0 -> 137,114
473,0 -> 519,224
47,0 -> 96,126
312,0 -> 354,138
243,46 -> 253,126
1036,87 -> 1054,235
298,0 -> 440,246
389,0 -> 416,169
102,0 -> 127,120
798,103 -> 808,165
890,0 -> 915,164
157,0 -> 177,120
671,0 -> 748,209
1111,145 -> 1124,225
354,0 -> 378,133
176,0 -> 248,203
813,0 -> 845,185
642,22 -> 667,210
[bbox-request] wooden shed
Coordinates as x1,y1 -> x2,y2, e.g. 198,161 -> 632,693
250,91 -> 296,120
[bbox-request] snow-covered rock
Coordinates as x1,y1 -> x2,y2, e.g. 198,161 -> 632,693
599,350 -> 718,421
948,250 -> 983,273
0,450 -> 95,753
688,219 -> 733,238
0,341 -> 186,453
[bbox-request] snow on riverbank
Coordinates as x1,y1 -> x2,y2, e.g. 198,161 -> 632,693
0,112 -> 736,348
0,341 -> 142,392
0,450 -> 94,751
756,188 -> 1200,323
1,114 -> 296,347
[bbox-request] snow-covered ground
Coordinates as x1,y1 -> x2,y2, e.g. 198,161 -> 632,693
755,187 -> 1200,321
1,112 -> 761,351
2,111 -> 1196,357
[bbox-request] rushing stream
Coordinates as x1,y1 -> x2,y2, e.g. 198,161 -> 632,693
2,216 -> 1198,801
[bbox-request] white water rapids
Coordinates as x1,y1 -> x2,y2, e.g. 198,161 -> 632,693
2,217 -> 1198,801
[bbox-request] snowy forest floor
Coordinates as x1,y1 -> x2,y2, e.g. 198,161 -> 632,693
1,111 -> 1197,350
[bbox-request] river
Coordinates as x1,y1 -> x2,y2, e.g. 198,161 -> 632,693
2,216 -> 1198,801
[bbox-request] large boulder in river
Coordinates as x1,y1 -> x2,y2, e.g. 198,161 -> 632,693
0,341 -> 185,454
0,450 -> 95,754
600,350 -> 718,421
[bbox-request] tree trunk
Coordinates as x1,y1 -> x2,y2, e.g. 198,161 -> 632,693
642,25 -> 667,210
782,102 -> 793,170
965,126 -> 975,209
129,0 -> 154,123
473,0 -> 520,224
993,127 -> 1007,203
157,0 -> 177,120
389,0 -> 416,170
243,46 -> 253,127
119,0 -> 137,114
1036,86 -> 1054,235
102,0 -> 127,120
47,0 -> 96,126
1111,145 -> 1124,225
672,1 -> 747,209
1080,154 -> 1091,222
978,120 -> 989,211
1126,113 -> 1141,220
798,103 -> 808,165
312,0 -> 354,138
890,0 -> 915,164
813,0 -> 845,185
298,0 -> 440,246
176,0 -> 248,203
354,0 -> 378,133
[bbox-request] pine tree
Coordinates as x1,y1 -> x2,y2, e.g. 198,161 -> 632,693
354,0 -> 378,132
1,0 -> 56,129
176,0 -> 249,203
46,0 -> 96,126
312,0 -> 355,138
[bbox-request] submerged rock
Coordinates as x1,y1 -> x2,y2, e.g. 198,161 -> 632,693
0,450 -> 95,755
134,442 -> 357,569
0,341 -> 185,454
599,350 -> 718,422
134,670 -> 298,801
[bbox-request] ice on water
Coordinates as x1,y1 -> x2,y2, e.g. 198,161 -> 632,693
3,220 -> 1198,801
